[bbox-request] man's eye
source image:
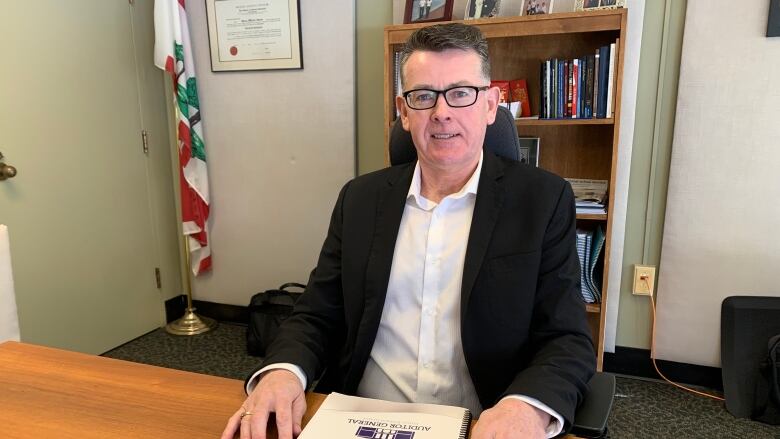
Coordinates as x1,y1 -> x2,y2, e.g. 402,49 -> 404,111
450,89 -> 471,99
414,93 -> 435,102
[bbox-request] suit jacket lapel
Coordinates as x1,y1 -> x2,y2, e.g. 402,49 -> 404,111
461,152 -> 505,321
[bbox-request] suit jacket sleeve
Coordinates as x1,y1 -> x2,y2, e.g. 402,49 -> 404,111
500,181 -> 596,430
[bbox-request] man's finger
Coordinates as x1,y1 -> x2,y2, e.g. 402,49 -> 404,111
249,409 -> 270,439
291,395 -> 307,435
240,414 -> 252,439
274,399 -> 295,439
220,411 -> 242,439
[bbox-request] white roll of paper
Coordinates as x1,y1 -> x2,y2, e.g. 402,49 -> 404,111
0,225 -> 20,342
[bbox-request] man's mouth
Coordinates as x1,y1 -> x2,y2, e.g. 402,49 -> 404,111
431,133 -> 459,139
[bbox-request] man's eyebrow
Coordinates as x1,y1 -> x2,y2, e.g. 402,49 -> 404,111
408,81 -> 478,90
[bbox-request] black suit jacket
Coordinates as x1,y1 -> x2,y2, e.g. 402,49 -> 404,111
252,151 -> 596,431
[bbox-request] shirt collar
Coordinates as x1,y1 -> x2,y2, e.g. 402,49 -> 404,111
407,150 -> 483,208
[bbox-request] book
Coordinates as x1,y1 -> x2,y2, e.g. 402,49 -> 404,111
592,50 -> 600,118
299,393 -> 471,439
509,79 -> 531,118
584,54 -> 595,118
597,45 -> 610,118
491,80 -> 511,104
606,42 -> 616,118
571,59 -> 580,119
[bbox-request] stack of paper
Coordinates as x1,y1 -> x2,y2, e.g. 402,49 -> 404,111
299,393 -> 471,439
566,178 -> 608,215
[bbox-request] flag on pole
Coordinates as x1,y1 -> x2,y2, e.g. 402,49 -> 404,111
154,0 -> 212,275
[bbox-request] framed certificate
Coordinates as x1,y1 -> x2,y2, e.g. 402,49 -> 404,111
205,0 -> 303,71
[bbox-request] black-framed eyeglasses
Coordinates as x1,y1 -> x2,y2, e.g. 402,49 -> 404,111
402,86 -> 489,110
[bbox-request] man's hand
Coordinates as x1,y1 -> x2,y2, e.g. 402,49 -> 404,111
220,369 -> 307,439
471,398 -> 551,439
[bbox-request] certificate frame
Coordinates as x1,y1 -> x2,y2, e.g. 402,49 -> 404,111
205,0 -> 303,72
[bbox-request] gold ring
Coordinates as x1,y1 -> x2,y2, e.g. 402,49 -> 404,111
240,411 -> 254,419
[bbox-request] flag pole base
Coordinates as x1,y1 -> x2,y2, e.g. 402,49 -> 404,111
165,308 -> 217,336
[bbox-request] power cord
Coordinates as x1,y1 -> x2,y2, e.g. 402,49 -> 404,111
644,277 -> 725,401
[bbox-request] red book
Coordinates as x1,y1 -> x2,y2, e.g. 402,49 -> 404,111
491,80 -> 511,104
510,79 -> 531,117
572,60 -> 579,119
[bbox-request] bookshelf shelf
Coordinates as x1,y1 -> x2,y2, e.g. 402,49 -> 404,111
516,118 -> 615,127
577,212 -> 608,221
384,9 -> 627,371
586,303 -> 601,314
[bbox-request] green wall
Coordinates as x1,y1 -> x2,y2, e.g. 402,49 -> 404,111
356,2 -> 393,175
616,0 -> 685,349
355,1 -> 687,351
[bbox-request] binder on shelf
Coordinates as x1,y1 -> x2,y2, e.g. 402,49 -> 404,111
299,393 -> 472,439
576,226 -> 606,304
577,229 -> 595,303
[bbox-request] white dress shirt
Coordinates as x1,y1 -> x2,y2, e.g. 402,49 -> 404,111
249,152 -> 563,437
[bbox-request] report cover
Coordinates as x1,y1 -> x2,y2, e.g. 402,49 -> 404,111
299,393 -> 471,439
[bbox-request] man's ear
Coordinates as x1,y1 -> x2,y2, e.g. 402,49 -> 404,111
396,95 -> 410,131
485,85 -> 500,125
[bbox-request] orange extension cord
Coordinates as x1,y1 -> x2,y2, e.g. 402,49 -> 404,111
648,292 -> 725,401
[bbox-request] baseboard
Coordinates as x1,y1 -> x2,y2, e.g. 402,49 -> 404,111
604,346 -> 723,391
164,295 -> 248,325
164,295 -> 187,323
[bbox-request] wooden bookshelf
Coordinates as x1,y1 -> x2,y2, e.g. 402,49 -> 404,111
383,9 -> 627,371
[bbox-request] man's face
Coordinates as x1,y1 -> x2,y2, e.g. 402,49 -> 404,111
397,49 -> 499,175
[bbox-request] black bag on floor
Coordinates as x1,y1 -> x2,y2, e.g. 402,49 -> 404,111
752,334 -> 780,425
246,282 -> 305,357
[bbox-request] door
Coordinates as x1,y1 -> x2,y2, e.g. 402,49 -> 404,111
0,1 -> 168,353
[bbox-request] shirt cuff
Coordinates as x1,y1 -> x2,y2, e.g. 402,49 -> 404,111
500,395 -> 564,438
245,363 -> 308,394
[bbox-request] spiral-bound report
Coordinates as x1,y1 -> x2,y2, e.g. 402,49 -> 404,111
299,393 -> 472,439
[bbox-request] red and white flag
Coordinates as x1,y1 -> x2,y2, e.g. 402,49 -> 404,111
154,0 -> 212,275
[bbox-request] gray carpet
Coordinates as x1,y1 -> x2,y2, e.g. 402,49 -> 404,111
103,323 -> 780,438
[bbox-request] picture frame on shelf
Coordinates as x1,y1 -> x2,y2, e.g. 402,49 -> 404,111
521,0 -> 554,15
464,0 -> 501,20
574,0 -> 625,11
205,0 -> 302,72
517,137 -> 540,167
404,0 -> 455,24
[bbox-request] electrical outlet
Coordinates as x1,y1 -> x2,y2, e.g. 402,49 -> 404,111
633,265 -> 656,296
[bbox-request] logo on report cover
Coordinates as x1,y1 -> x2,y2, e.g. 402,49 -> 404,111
355,426 -> 415,439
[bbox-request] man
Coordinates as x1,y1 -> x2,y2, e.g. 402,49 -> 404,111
222,23 -> 595,439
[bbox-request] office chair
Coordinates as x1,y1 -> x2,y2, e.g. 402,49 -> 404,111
388,105 -> 615,438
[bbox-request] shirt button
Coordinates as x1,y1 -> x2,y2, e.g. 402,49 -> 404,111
425,308 -> 434,316
424,362 -> 431,368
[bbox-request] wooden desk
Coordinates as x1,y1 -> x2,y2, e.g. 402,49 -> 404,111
0,341 -> 579,438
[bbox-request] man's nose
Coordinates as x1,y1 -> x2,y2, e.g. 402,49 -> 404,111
430,93 -> 452,121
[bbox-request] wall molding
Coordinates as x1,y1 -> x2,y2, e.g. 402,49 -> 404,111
604,346 -> 723,390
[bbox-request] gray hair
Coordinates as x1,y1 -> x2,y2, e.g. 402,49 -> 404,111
399,23 -> 491,88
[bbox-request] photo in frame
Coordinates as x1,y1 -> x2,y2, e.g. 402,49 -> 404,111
574,0 -> 625,11
205,0 -> 303,72
521,0 -> 554,15
518,137 -> 540,166
464,0 -> 502,20
404,0 -> 455,24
